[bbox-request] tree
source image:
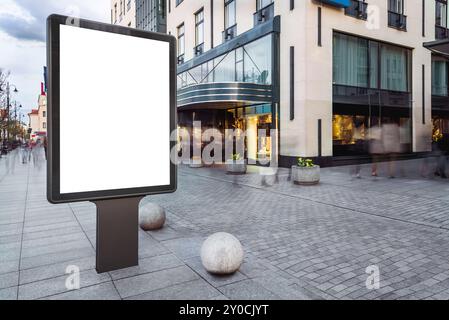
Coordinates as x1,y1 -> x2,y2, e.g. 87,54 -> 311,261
0,69 -> 11,143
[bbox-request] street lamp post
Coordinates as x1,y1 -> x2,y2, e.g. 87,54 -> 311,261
0,82 -> 19,154
12,102 -> 22,141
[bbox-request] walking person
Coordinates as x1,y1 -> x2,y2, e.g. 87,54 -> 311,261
352,120 -> 366,179
43,136 -> 48,161
433,133 -> 447,179
20,141 -> 29,164
382,120 -> 401,178
369,124 -> 383,177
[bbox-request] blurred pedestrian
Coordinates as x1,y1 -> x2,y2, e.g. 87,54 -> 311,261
382,120 -> 401,178
43,136 -> 48,161
20,141 -> 29,164
369,124 -> 383,177
433,134 -> 447,179
351,120 -> 365,179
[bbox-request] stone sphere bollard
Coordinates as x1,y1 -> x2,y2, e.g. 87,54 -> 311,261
201,232 -> 244,275
139,203 -> 166,231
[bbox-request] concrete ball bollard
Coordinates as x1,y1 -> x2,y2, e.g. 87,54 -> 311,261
139,203 -> 166,231
201,232 -> 244,275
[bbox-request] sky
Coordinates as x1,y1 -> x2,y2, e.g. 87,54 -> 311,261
0,0 -> 110,117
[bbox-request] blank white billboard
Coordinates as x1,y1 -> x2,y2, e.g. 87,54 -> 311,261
58,24 -> 171,194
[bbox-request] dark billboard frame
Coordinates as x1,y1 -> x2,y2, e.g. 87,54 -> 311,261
47,14 -> 177,204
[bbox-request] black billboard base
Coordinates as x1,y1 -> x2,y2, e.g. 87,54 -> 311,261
93,196 -> 143,273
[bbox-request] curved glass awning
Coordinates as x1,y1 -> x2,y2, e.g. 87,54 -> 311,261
177,82 -> 272,109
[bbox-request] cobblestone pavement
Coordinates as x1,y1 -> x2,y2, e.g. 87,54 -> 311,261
1,149 -> 449,300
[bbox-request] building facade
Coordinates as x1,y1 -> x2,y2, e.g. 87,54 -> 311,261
111,0 -> 136,27
111,0 -> 167,33
168,0 -> 449,165
28,84 -> 47,140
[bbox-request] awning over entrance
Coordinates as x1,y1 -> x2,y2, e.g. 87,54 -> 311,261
423,39 -> 449,58
177,82 -> 272,110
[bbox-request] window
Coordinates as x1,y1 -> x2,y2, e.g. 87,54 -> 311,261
333,33 -> 369,88
177,24 -> 185,57
345,0 -> 368,20
432,59 -> 449,96
176,0 -> 183,6
177,34 -> 272,88
388,0 -> 406,30
225,0 -> 236,29
257,0 -> 273,10
333,33 -> 410,92
195,9 -> 204,47
114,4 -> 117,23
43,122 -> 46,129
380,44 -> 408,92
127,0 -> 132,11
436,0 -> 448,28
43,111 -> 46,118
389,0 -> 404,14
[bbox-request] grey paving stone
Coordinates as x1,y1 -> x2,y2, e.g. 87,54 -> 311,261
218,279 -> 280,300
126,279 -> 222,300
19,256 -> 95,285
184,256 -> 248,287
109,254 -> 184,280
20,240 -> 92,258
161,237 -> 204,261
0,260 -> 19,275
21,226 -> 82,241
0,286 -> 17,300
0,271 -> 19,289
19,247 -> 95,270
146,225 -> 188,241
18,269 -> 111,300
43,282 -> 120,300
113,265 -> 199,299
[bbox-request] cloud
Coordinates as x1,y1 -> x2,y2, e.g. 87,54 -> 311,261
0,0 -> 110,113
0,0 -> 110,43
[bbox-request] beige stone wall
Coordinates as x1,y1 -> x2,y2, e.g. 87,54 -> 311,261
111,0 -> 136,27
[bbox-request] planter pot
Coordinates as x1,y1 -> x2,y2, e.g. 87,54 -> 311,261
291,165 -> 320,185
226,160 -> 247,174
189,157 -> 203,168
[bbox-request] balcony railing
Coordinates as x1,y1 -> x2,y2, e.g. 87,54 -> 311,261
253,2 -> 274,27
222,24 -> 237,42
388,11 -> 407,31
345,0 -> 368,20
193,43 -> 204,57
177,54 -> 185,65
436,25 -> 449,40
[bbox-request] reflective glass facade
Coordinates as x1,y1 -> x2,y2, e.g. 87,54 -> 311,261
177,35 -> 272,89
136,0 -> 166,33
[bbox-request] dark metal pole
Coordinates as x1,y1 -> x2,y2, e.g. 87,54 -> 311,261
93,196 -> 143,273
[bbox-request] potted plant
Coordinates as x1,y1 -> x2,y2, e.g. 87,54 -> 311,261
226,153 -> 247,174
292,157 -> 320,185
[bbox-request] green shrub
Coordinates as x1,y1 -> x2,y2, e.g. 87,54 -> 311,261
297,157 -> 314,168
231,153 -> 242,161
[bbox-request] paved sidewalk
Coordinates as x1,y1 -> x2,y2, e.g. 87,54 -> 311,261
1,151 -> 449,300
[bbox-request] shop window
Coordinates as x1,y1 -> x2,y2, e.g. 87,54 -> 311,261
332,115 -> 368,146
